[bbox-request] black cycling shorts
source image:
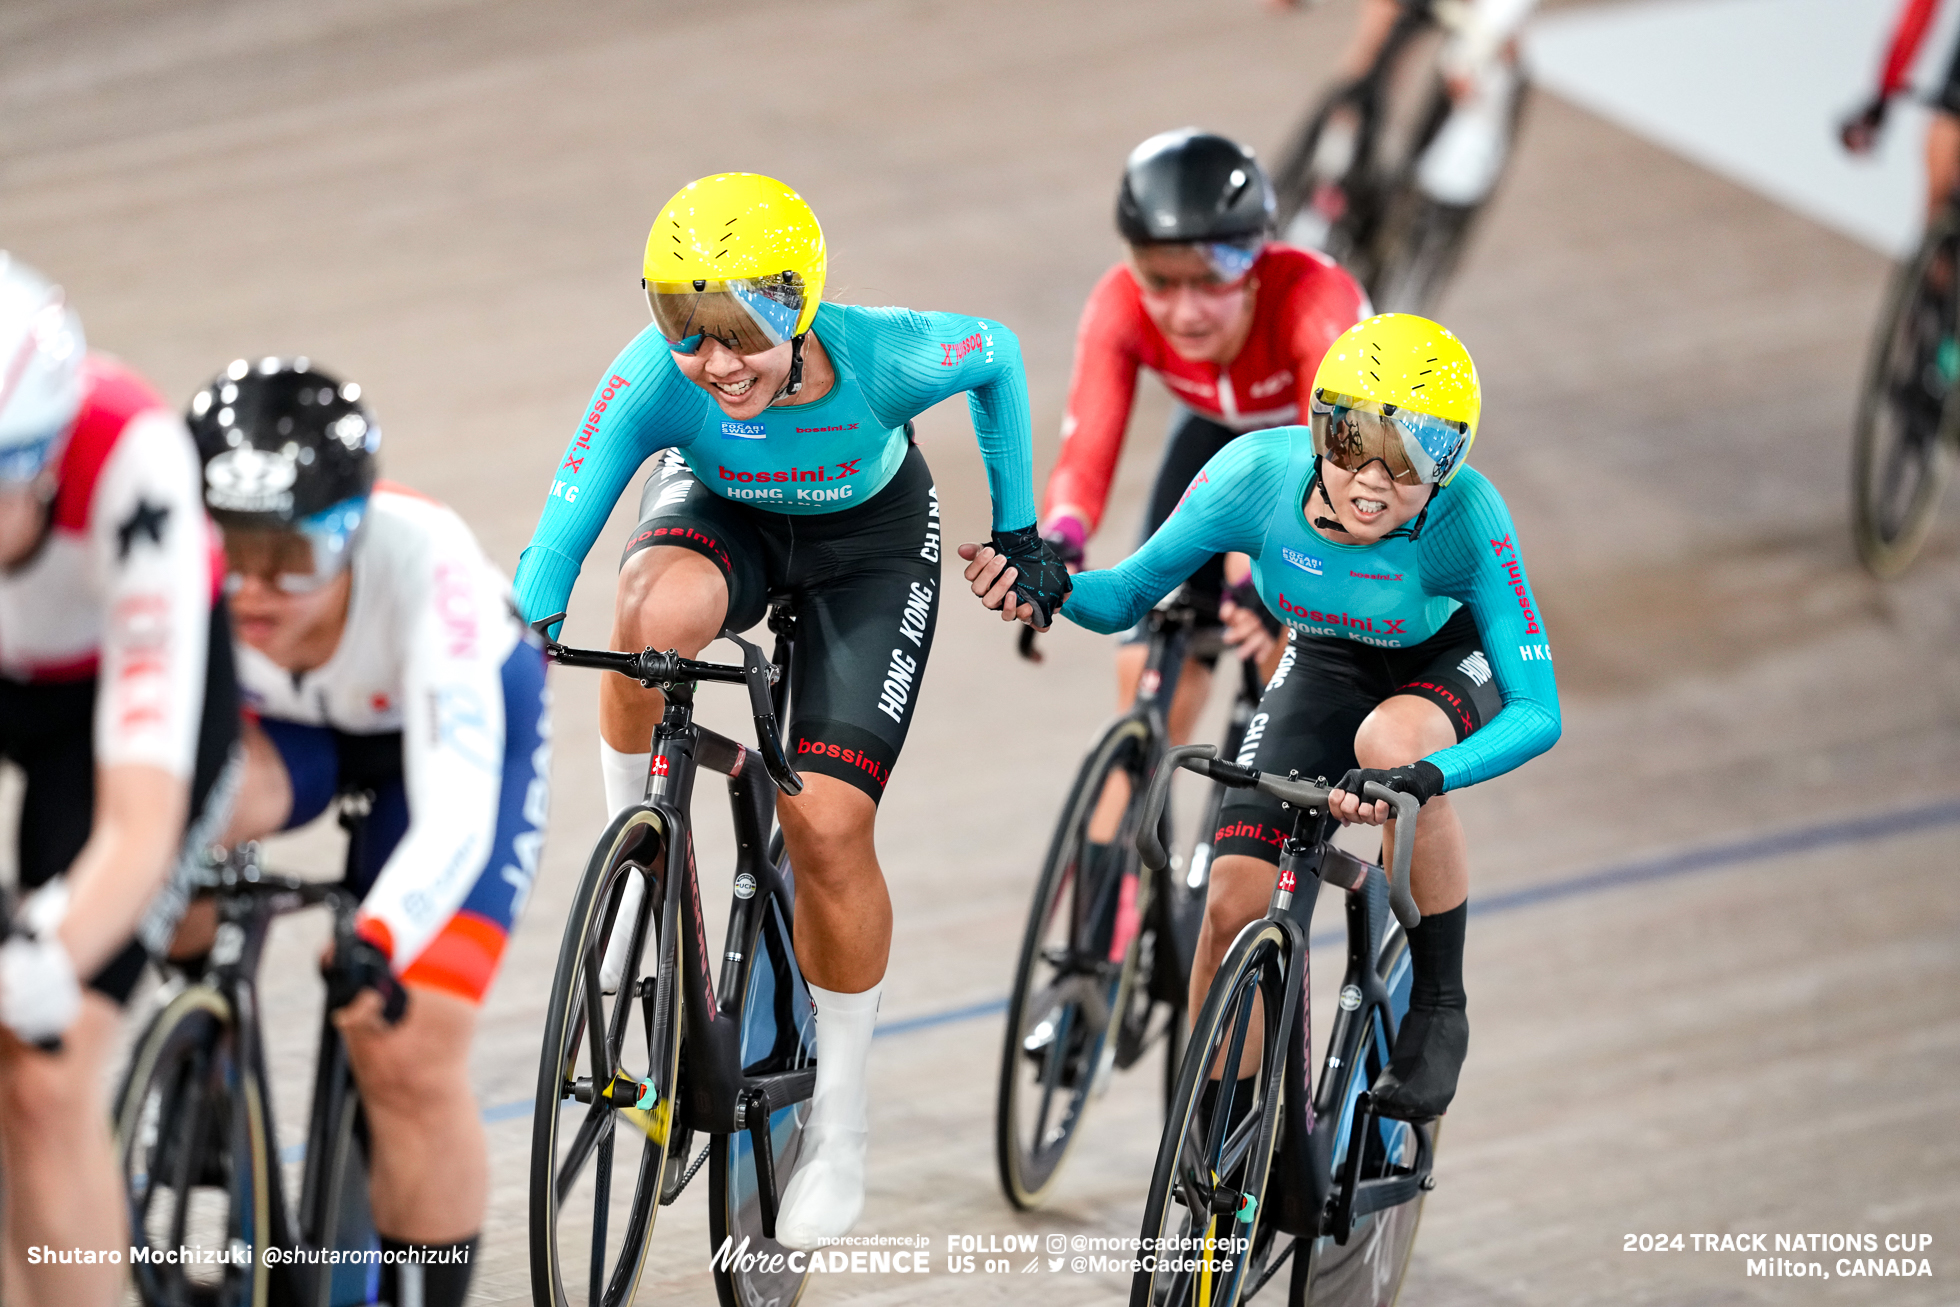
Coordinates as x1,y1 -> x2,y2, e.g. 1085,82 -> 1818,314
1211,607 -> 1499,863
621,443 -> 941,804
1122,409 -> 1276,661
0,601 -> 241,1004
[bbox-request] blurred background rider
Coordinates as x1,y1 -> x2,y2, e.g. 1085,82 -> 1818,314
189,360 -> 549,1307
0,254 -> 236,1307
1038,130 -> 1368,861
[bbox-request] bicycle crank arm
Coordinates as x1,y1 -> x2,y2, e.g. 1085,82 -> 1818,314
738,1086 -> 782,1241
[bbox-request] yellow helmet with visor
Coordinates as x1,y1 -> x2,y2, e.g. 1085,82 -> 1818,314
643,173 -> 826,356
1309,313 -> 1480,487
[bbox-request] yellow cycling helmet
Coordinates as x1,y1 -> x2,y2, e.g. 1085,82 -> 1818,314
643,173 -> 827,355
1310,313 -> 1480,486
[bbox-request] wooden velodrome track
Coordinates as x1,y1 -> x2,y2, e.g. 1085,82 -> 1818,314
2,0 -> 1955,1302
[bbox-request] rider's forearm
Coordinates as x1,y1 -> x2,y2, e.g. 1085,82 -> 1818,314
58,764 -> 189,977
960,324 -> 1039,530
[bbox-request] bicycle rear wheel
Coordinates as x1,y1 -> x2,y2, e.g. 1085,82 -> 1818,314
709,861 -> 817,1307
531,808 -> 681,1307
997,715 -> 1156,1209
1293,925 -> 1427,1306
1132,920 -> 1293,1307
1853,205 -> 1960,577
115,984 -> 276,1307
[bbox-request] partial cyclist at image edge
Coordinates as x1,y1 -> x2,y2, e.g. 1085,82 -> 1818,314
0,253 -> 238,1307
511,172 -> 1065,1250
1053,312 -> 1559,1121
189,358 -> 550,1307
1843,0 -> 1960,218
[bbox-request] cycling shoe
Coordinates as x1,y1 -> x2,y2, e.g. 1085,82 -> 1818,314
1369,1006 -> 1467,1122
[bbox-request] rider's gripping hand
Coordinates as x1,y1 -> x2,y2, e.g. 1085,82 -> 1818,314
960,528 -> 1072,629
1329,762 -> 1446,826
0,881 -> 81,1047
1840,94 -> 1888,154
1040,514 -> 1088,572
323,936 -> 410,1027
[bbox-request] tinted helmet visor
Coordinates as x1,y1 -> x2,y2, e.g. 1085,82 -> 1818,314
1310,391 -> 1469,487
645,274 -> 805,355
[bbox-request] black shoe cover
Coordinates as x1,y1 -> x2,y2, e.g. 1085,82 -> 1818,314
1369,1006 -> 1467,1121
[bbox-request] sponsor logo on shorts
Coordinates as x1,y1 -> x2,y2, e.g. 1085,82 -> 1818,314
794,734 -> 891,789
626,524 -> 729,570
1236,711 -> 1268,767
720,420 -> 766,440
897,580 -> 933,648
1214,819 -> 1283,848
563,374 -> 631,474
1456,650 -> 1492,686
1281,547 -> 1322,576
1403,679 -> 1472,734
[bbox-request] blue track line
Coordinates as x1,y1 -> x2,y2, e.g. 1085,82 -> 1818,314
283,794 -> 1960,1156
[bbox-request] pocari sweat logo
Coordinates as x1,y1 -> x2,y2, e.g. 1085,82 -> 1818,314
1282,547 -> 1323,576
720,420 -> 766,441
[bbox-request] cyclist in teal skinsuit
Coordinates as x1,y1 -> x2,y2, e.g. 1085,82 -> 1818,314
967,313 -> 1558,1122
514,174 -> 1069,1250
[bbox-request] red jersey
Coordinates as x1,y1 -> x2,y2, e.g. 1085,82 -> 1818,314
1043,244 -> 1369,532
0,355 -> 220,776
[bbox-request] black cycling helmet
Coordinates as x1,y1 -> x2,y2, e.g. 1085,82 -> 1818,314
1115,128 -> 1275,246
187,357 -> 377,530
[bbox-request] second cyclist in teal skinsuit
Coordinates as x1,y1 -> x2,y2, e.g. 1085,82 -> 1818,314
513,174 -> 1069,1250
966,313 -> 1558,1123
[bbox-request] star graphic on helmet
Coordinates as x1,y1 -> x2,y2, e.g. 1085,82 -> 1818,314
116,499 -> 171,560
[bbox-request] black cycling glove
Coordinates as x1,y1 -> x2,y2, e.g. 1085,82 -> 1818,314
1335,762 -> 1446,808
990,524 -> 1073,627
323,937 -> 410,1025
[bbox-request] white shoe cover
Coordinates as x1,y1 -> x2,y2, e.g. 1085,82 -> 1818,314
774,982 -> 881,1250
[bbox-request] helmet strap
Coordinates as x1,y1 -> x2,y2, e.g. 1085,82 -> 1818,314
1304,465 -> 1439,541
772,333 -> 807,403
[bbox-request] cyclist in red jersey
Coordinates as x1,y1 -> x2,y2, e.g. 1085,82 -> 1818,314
1041,130 -> 1369,750
0,255 -> 237,1307
1844,0 -> 1960,219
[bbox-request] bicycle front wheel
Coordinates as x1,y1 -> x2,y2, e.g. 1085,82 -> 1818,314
1132,920 -> 1293,1307
530,807 -> 682,1307
997,715 -> 1154,1210
1854,206 -> 1960,576
709,856 -> 817,1307
1293,924 -> 1427,1306
115,983 -> 276,1307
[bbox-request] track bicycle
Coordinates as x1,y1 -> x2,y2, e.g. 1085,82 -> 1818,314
527,599 -> 816,1307
996,590 -> 1265,1210
1130,745 -> 1432,1307
1850,192 -> 1960,576
115,833 -> 405,1307
1270,0 -> 1530,314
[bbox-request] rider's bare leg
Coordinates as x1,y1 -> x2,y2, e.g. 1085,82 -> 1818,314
601,546 -> 729,754
0,996 -> 127,1307
1926,111 -> 1960,226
